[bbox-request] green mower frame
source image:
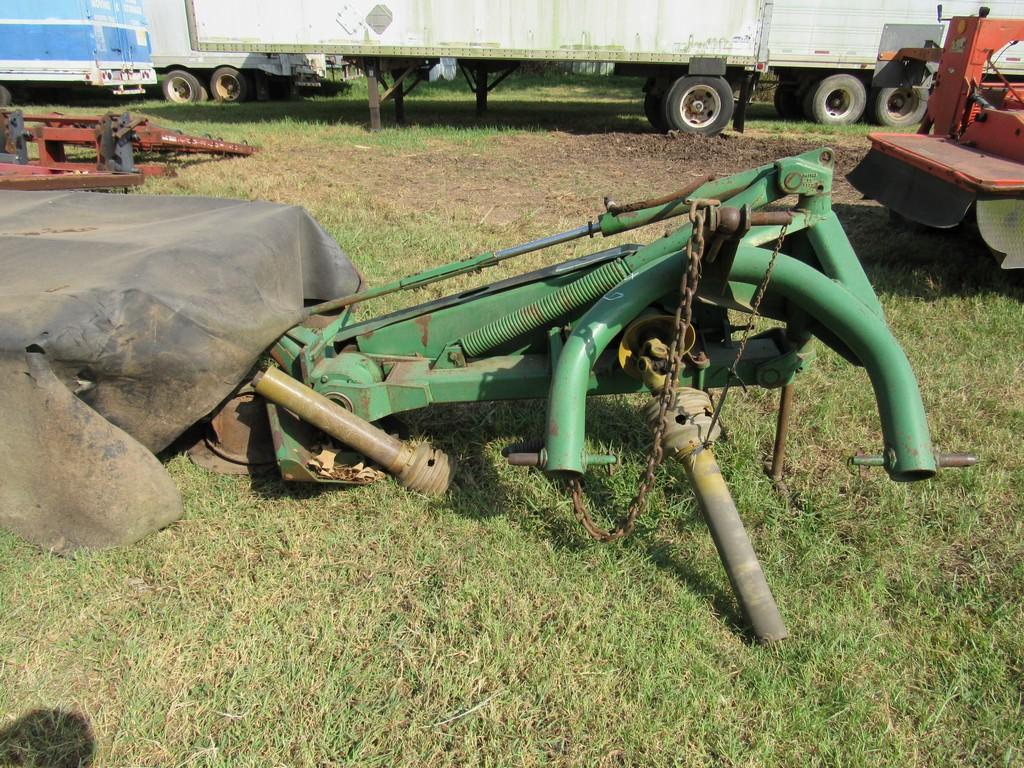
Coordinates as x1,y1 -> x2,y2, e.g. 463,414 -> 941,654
237,148 -> 972,642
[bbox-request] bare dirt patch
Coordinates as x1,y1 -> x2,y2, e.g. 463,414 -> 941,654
300,130 -> 872,231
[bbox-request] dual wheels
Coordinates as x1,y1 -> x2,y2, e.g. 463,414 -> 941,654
161,66 -> 252,104
645,75 -> 735,135
774,74 -> 927,127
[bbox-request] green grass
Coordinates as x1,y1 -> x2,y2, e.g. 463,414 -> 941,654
1,73 -> 1022,767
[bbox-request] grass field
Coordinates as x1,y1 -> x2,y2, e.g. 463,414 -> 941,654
1,73 -> 1023,767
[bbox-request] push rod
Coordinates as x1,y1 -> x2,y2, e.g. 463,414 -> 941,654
304,173 -> 760,319
304,222 -> 598,317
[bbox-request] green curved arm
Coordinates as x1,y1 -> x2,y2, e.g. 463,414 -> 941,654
727,246 -> 935,481
545,247 -> 936,482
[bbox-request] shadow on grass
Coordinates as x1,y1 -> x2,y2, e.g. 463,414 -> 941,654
207,391 -> 755,639
144,97 -> 651,134
0,709 -> 95,768
834,202 -> 1024,300
12,74 -> 654,134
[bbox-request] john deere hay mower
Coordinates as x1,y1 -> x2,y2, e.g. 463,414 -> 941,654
0,148 -> 975,643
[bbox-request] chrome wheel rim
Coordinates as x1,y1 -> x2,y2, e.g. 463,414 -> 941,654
168,76 -> 193,103
678,85 -> 721,129
885,87 -> 918,120
823,87 -> 854,120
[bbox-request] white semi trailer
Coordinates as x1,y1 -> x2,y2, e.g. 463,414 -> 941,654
143,0 -> 326,103
186,0 -> 1024,131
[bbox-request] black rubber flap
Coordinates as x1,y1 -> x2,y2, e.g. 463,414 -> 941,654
847,148 -> 976,228
0,190 -> 361,549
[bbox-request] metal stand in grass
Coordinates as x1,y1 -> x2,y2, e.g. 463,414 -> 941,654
233,148 -> 976,643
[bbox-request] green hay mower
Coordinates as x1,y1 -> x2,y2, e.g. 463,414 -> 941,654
220,147 -> 973,643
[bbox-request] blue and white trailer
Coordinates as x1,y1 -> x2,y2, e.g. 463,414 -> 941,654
0,0 -> 156,106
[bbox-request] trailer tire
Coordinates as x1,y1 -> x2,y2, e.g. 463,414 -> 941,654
161,70 -> 208,104
662,76 -> 734,135
0,84 -> 10,107
210,66 -> 251,103
871,86 -> 928,127
773,83 -> 801,120
802,74 -> 867,125
644,92 -> 669,133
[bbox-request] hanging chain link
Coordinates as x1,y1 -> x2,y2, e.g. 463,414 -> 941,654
568,199 -> 718,542
704,222 -> 788,442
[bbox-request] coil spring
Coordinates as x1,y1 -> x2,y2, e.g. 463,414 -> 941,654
459,259 -> 632,358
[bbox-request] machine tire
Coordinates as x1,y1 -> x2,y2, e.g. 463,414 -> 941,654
644,91 -> 669,133
161,70 -> 208,103
662,75 -> 734,135
772,83 -> 801,120
0,84 -> 11,107
871,86 -> 928,127
210,66 -> 251,103
803,74 -> 867,125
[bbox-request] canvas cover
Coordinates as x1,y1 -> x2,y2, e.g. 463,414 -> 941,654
0,190 -> 361,552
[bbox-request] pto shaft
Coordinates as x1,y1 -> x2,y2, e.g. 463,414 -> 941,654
683,447 -> 788,643
252,367 -> 454,495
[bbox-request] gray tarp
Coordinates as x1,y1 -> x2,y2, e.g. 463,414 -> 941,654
0,190 -> 361,552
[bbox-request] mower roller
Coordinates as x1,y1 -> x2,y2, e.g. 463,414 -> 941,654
848,11 -> 1024,268
198,147 -> 975,643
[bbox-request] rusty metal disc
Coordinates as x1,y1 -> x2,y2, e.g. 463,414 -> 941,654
187,392 -> 276,475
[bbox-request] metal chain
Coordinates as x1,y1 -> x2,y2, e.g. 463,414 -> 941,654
568,199 -> 718,542
704,223 -> 788,442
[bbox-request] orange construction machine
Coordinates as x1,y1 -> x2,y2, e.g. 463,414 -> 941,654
848,9 -> 1024,268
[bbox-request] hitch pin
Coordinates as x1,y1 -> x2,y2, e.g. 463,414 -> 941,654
850,450 -> 978,469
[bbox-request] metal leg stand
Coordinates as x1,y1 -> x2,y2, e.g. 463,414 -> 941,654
475,62 -> 488,115
366,58 -> 382,132
769,382 -> 794,484
393,74 -> 406,125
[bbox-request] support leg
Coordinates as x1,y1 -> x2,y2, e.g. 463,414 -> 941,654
475,62 -> 488,115
769,382 -> 794,483
366,58 -> 382,132
393,75 -> 406,125
733,73 -> 754,133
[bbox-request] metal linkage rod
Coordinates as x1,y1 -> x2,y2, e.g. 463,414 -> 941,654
304,222 -> 597,317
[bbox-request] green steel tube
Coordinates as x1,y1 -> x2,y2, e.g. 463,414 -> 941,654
545,246 -> 935,481
684,447 -> 788,643
728,246 -> 935,481
544,180 -> 777,475
803,212 -> 885,319
545,256 -> 681,474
